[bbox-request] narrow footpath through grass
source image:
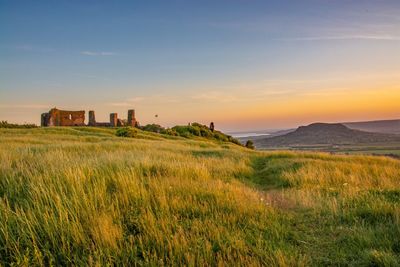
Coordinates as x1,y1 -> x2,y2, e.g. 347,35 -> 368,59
246,153 -> 400,266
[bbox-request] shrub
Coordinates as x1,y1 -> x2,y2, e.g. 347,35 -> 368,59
141,124 -> 164,133
228,136 -> 242,145
199,127 -> 212,138
171,123 -> 242,146
245,140 -> 255,149
161,128 -> 178,136
213,132 -> 228,142
188,126 -> 201,136
172,126 -> 193,137
0,121 -> 37,128
115,127 -> 137,138
191,122 -> 207,129
179,131 -> 191,138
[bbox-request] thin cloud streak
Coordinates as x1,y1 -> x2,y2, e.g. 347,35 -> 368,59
107,95 -> 179,107
108,102 -> 133,107
15,44 -> 33,51
108,97 -> 145,107
277,35 -> 400,41
80,51 -> 117,56
191,91 -> 239,103
127,97 -> 145,103
0,104 -> 49,109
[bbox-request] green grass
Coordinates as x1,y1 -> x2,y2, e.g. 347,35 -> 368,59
0,127 -> 399,266
344,149 -> 400,156
262,143 -> 400,158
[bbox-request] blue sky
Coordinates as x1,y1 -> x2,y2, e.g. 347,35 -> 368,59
1,0 -> 399,131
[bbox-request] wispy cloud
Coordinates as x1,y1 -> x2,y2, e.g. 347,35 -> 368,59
15,44 -> 33,51
0,104 -> 49,109
13,44 -> 55,52
127,97 -> 145,103
277,35 -> 400,41
108,97 -> 145,107
107,94 -> 181,107
192,91 -> 239,103
108,102 -> 133,107
80,51 -> 117,56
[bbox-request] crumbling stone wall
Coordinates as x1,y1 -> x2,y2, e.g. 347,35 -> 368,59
41,108 -> 139,127
41,108 -> 85,126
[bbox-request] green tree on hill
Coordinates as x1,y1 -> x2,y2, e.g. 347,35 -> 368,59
245,140 -> 255,149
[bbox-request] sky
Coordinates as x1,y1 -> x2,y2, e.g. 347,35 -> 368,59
1,0 -> 399,132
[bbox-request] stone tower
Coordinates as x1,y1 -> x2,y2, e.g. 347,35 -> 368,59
127,109 -> 137,127
110,113 -> 118,127
41,113 -> 49,127
89,110 -> 96,126
209,122 -> 215,132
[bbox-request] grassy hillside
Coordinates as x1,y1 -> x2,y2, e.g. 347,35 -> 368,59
1,127 -> 400,266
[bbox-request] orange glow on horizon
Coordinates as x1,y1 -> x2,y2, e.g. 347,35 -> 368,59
206,86 -> 400,130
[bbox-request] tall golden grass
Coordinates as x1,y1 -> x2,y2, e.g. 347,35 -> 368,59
0,127 -> 399,266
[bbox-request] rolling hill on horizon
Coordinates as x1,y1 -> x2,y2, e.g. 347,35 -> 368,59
252,122 -> 400,149
236,119 -> 400,142
344,119 -> 400,134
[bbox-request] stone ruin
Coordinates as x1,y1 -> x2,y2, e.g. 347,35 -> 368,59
41,108 -> 138,127
209,122 -> 215,132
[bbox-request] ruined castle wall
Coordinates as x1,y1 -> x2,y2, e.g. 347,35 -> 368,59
46,108 -> 85,126
59,110 -> 85,126
41,108 -> 138,127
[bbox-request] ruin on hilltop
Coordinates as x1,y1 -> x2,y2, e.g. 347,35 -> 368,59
41,108 -> 138,127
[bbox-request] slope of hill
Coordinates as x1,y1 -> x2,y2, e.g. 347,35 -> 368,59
0,127 -> 400,265
344,119 -> 400,134
253,123 -> 400,148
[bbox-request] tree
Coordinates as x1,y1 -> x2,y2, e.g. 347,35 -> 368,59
245,140 -> 255,149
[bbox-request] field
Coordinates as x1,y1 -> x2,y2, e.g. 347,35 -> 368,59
1,127 -> 400,266
257,143 -> 400,158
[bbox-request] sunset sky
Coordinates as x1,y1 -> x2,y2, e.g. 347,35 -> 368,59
1,0 -> 399,132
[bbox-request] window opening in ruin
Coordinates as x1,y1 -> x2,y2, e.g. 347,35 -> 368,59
68,114 -> 72,120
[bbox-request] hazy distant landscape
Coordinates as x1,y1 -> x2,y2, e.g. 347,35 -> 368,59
240,119 -> 400,157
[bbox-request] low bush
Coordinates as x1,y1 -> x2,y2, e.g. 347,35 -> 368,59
141,124 -> 164,133
172,125 -> 192,136
213,132 -> 229,142
161,128 -> 178,136
245,140 -> 255,149
0,121 -> 37,128
115,127 -> 137,138
172,123 -> 242,146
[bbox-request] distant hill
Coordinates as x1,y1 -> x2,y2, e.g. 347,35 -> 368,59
253,123 -> 400,148
344,119 -> 400,134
